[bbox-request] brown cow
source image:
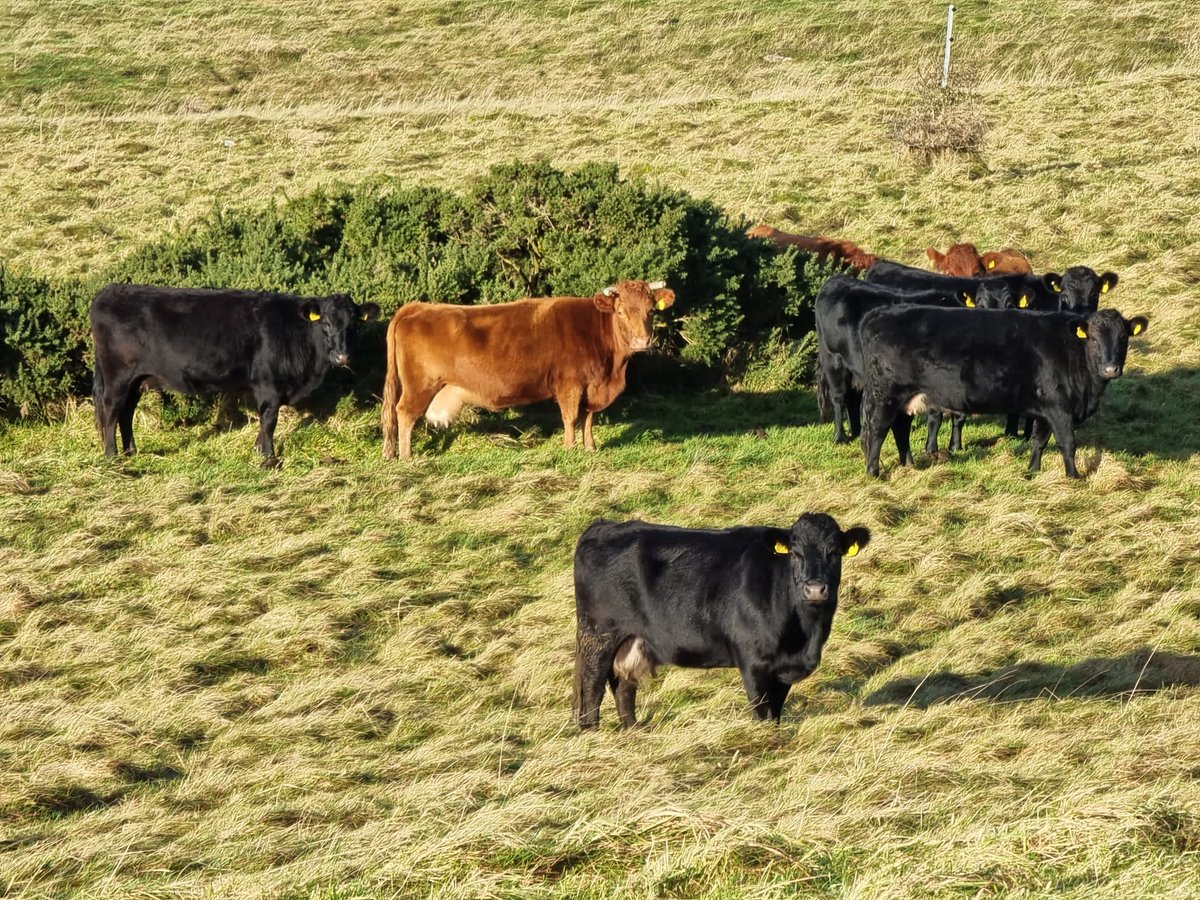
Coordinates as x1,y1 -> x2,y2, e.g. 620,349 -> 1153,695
927,242 -> 1033,277
381,280 -> 676,459
747,225 -> 879,271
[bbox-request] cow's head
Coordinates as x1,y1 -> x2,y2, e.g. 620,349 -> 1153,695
300,294 -> 381,366
1046,266 -> 1119,313
929,243 -> 985,277
1071,309 -> 1148,380
594,280 -> 675,352
776,513 -> 871,606
961,279 -> 1025,310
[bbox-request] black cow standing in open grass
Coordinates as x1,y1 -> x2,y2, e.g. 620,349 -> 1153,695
858,307 -> 1148,478
866,260 -> 1059,312
90,284 -> 380,464
816,274 -> 1020,452
573,514 -> 871,728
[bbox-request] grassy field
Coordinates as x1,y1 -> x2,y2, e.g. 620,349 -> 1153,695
3,1 -> 1200,897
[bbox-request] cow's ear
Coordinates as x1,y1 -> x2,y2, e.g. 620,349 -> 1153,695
926,247 -> 944,268
1100,272 -> 1119,295
1072,318 -> 1089,340
1044,273 -> 1063,294
841,527 -> 871,558
593,287 -> 617,312
358,302 -> 380,322
961,290 -> 976,308
1127,315 -> 1149,337
301,302 -> 322,322
652,288 -> 675,311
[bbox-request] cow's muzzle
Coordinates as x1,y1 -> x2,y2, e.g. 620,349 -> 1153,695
1100,363 -> 1121,379
802,580 -> 829,603
630,337 -> 652,351
332,353 -> 350,367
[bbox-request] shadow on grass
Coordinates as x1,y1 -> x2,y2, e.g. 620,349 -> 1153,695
864,649 -> 1200,708
1087,367 -> 1200,461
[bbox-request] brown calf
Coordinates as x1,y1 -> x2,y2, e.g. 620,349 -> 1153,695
927,242 -> 1033,277
381,280 -> 675,458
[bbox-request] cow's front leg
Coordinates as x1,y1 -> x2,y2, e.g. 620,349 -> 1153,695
254,395 -> 282,466
1027,416 -> 1051,473
557,385 -> 584,450
740,665 -> 779,722
1044,410 -> 1080,478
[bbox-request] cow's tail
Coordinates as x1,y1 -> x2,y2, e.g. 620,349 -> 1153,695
92,352 -> 105,433
381,314 -> 402,459
816,365 -> 832,422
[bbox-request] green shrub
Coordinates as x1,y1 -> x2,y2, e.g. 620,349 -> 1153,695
0,161 -> 840,421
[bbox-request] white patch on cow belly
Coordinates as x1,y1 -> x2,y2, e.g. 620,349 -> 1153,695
613,637 -> 657,684
425,385 -> 482,428
904,393 -> 930,415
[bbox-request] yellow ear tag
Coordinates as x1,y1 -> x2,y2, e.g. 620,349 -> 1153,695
774,541 -> 788,555
1132,321 -> 1144,335
308,311 -> 322,322
1076,326 -> 1088,339
1101,282 -> 1110,294
964,296 -> 976,308
846,541 -> 860,557
987,259 -> 997,269
655,299 -> 667,311
360,312 -> 369,321
1019,295 -> 1029,309
1053,282 -> 1063,293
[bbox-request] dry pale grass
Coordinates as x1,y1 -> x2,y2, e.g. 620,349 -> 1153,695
2,1 -> 1200,896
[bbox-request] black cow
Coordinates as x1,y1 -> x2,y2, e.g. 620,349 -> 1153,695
1045,266 -> 1119,313
858,307 -> 1148,478
816,274 -> 1017,451
90,284 -> 380,463
866,260 -> 1058,311
573,513 -> 872,727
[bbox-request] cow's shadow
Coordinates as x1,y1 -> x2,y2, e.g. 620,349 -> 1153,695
1082,366 -> 1200,462
863,649 -> 1200,708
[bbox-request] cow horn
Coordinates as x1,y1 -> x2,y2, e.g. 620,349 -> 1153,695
648,280 -> 667,290
602,286 -> 618,297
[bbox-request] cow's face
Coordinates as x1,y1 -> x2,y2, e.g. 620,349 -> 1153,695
964,280 -> 1022,310
1073,309 -> 1148,380
1046,266 -> 1118,313
300,294 -> 380,366
594,280 -> 675,352
780,513 -> 871,606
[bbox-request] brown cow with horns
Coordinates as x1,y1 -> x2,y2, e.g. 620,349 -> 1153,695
381,280 -> 676,458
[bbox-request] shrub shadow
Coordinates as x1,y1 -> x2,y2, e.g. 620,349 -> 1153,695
864,649 -> 1200,708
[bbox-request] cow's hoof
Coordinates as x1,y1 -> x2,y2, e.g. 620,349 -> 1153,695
261,455 -> 282,470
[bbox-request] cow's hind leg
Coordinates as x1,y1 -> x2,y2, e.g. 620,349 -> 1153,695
395,383 -> 439,460
613,678 -> 639,728
574,628 -> 618,729
862,395 -> 900,478
116,380 -> 144,456
891,412 -> 915,466
949,413 -> 966,452
846,388 -> 863,440
924,409 -> 943,455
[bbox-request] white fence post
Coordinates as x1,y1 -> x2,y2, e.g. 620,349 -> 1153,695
941,4 -> 956,88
